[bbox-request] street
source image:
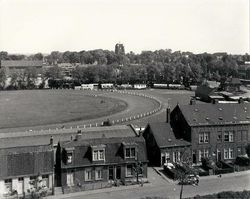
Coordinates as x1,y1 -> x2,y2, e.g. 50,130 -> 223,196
46,168 -> 250,199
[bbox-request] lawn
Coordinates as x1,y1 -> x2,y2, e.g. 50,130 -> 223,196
0,90 -> 127,129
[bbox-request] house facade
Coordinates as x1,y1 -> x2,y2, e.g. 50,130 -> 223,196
170,101 -> 250,165
55,125 -> 148,194
0,60 -> 43,76
0,144 -> 54,198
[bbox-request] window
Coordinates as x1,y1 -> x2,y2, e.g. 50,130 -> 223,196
67,171 -> 74,186
198,149 -> 209,161
224,132 -> 229,142
4,179 -> 12,194
165,152 -> 170,162
85,169 -> 92,181
229,131 -> 234,142
199,132 -> 209,144
199,133 -> 204,143
67,152 -> 73,164
92,149 -> 105,161
224,131 -> 234,142
126,165 -> 133,177
125,147 -> 136,158
217,133 -> 222,142
173,151 -> 180,163
224,149 -> 229,159
229,148 -> 234,159
95,168 -> 103,180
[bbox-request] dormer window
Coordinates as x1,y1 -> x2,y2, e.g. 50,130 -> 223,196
125,147 -> 136,158
67,152 -> 73,164
65,147 -> 75,164
91,145 -> 106,161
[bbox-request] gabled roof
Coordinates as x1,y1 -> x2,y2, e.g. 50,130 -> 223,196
0,125 -> 137,148
1,60 -> 43,68
146,123 -> 191,148
177,103 -> 250,126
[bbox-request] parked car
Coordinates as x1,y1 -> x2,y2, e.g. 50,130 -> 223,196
179,174 -> 199,185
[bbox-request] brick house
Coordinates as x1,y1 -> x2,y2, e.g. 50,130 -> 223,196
143,122 -> 191,167
0,143 -> 54,198
55,125 -> 148,194
170,101 -> 250,165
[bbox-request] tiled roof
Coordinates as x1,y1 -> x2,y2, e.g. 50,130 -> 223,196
1,60 -> 43,68
146,123 -> 191,148
61,136 -> 147,168
177,103 -> 250,126
0,125 -> 137,148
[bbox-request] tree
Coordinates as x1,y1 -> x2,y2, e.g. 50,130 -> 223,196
0,51 -> 8,60
0,68 -> 6,89
33,53 -> 44,61
44,66 -> 63,80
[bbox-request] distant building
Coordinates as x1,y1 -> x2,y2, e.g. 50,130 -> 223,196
115,43 -> 125,55
195,80 -> 222,102
133,84 -> 147,90
220,78 -> 241,93
55,125 -> 148,194
0,60 -> 43,76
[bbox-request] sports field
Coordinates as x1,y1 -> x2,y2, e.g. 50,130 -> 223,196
0,90 -> 127,129
0,89 -> 194,133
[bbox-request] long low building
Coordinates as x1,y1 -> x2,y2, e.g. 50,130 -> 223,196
0,139 -> 54,198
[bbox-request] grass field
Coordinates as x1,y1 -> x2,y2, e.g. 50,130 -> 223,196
0,89 -> 194,132
0,90 -> 127,129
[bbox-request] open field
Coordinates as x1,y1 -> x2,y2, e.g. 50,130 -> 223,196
0,89 -> 194,133
0,90 -> 127,129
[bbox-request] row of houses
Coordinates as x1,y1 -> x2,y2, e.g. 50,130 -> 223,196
0,125 -> 147,198
0,101 -> 250,197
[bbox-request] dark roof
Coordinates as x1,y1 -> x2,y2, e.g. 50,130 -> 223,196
1,60 -> 43,68
225,78 -> 241,85
146,123 -> 191,148
177,103 -> 250,126
60,136 -> 147,168
0,125 -> 137,148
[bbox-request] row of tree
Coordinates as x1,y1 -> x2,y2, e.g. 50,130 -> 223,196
0,49 -> 250,90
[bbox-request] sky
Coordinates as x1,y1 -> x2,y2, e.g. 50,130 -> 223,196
0,0 -> 249,55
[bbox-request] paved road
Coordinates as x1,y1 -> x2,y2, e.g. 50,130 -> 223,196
46,168 -> 250,199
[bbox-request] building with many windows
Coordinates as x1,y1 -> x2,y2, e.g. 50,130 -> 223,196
55,125 -> 148,194
170,100 -> 250,164
143,101 -> 250,167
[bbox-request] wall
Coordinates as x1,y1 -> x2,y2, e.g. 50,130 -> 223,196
191,124 -> 250,163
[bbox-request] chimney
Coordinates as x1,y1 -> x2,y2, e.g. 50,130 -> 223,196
166,107 -> 171,123
50,136 -> 53,145
190,98 -> 196,105
138,127 -> 143,137
75,130 -> 82,141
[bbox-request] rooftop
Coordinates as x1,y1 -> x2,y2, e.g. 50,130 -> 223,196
1,60 -> 43,68
178,103 -> 250,126
0,125 -> 137,148
146,122 -> 191,148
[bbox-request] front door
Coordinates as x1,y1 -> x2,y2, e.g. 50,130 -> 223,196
67,171 -> 74,186
116,166 -> 121,179
161,156 -> 166,166
109,166 -> 114,180
217,151 -> 222,161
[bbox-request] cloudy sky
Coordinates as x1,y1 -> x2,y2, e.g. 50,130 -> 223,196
0,0 -> 249,54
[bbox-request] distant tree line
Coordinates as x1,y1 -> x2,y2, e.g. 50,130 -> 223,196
0,49 -> 250,90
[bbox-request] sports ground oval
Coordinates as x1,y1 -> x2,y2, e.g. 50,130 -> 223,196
0,89 -> 161,132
